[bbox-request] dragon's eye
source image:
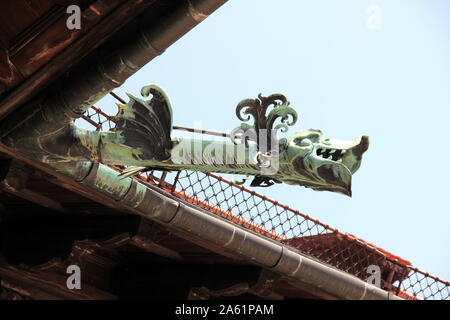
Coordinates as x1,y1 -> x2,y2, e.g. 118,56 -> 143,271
307,129 -> 322,142
294,137 -> 312,147
306,134 -> 320,142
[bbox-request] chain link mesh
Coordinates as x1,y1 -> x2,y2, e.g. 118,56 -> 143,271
78,93 -> 450,300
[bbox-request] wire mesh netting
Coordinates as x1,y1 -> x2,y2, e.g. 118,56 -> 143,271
79,93 -> 450,300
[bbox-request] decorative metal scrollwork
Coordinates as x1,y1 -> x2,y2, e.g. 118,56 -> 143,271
230,93 -> 297,153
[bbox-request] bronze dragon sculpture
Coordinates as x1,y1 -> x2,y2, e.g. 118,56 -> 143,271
30,84 -> 370,196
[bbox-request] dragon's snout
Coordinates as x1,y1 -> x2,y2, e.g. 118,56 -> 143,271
352,135 -> 369,158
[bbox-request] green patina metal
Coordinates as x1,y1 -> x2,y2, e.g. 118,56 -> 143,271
67,84 -> 369,196
1,84 -> 368,196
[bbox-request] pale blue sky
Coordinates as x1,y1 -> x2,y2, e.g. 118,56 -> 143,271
93,1 -> 450,281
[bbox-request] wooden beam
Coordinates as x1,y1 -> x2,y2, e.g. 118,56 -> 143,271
131,219 -> 182,260
0,0 -> 153,120
1,184 -> 65,212
0,159 -> 65,212
0,257 -> 117,300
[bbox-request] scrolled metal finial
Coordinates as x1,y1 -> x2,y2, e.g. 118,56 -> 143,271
231,93 -> 298,152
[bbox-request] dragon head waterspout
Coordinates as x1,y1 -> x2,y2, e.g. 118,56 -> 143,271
276,129 -> 369,196
62,85 -> 369,197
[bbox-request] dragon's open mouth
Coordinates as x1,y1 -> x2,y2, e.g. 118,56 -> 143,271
316,148 -> 345,162
280,133 -> 369,196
